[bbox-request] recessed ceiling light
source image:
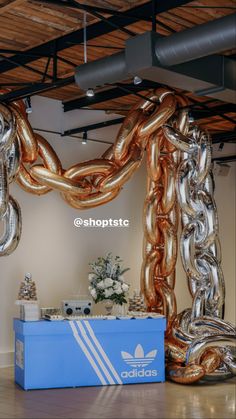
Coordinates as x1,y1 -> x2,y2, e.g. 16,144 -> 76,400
86,88 -> 95,97
82,131 -> 88,145
188,112 -> 194,123
24,96 -> 32,114
133,76 -> 142,85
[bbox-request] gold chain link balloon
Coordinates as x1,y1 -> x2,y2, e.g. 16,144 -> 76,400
141,127 -> 178,330
0,89 -> 235,385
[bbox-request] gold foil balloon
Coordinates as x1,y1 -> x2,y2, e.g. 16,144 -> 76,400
141,90 -> 178,329
11,105 -> 37,163
0,89 -> 235,386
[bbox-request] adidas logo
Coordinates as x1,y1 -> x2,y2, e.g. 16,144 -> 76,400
121,344 -> 157,368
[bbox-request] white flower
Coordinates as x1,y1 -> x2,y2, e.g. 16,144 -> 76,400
112,283 -> 123,295
97,280 -> 105,290
118,275 -> 124,282
122,283 -> 129,292
104,278 -> 114,288
88,273 -> 96,282
116,288 -> 123,295
104,288 -> 114,298
90,288 -> 97,299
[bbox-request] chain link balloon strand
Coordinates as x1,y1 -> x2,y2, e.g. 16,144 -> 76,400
163,122 -> 236,383
0,104 -> 22,256
0,89 -> 235,384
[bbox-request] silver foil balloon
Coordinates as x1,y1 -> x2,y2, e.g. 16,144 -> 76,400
0,93 -> 235,384
0,153 -> 8,218
189,317 -> 236,336
164,119 -> 236,382
0,104 -> 22,257
163,125 -> 197,153
0,196 -> 22,256
0,104 -> 16,152
186,334 -> 236,380
7,135 -> 21,183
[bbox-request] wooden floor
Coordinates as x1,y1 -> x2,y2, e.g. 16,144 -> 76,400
0,368 -> 235,419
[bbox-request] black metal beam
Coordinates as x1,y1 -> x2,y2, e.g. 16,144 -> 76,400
181,5 -> 236,9
41,56 -> 51,83
152,0 -> 157,32
62,117 -> 125,136
212,155 -> 236,163
191,104 -> 236,120
62,120 -> 236,142
0,82 -> 36,87
212,131 -> 236,144
63,83 -> 236,115
0,76 -> 75,102
42,0 -> 136,37
0,0 -> 192,75
63,80 -> 164,112
33,0 -> 175,32
0,48 -> 77,69
0,53 -> 53,80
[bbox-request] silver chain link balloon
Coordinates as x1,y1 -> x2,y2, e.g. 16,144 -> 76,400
0,93 -> 235,384
0,104 -> 22,256
163,123 -> 236,383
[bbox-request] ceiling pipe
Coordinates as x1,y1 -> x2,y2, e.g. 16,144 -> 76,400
76,51 -> 127,91
75,14 -> 236,103
154,13 -> 236,66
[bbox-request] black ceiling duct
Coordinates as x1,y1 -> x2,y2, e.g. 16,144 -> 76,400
154,13 -> 236,66
75,13 -> 236,103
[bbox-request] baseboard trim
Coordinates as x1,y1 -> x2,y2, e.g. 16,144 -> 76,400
0,351 -> 14,368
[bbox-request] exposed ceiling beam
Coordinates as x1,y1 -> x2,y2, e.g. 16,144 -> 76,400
63,80 -> 164,112
0,76 -> 75,102
0,53 -> 54,80
62,117 -> 125,136
62,117 -> 236,140
33,0 -> 175,33
63,82 -> 236,116
181,5 -> 236,9
191,104 -> 236,120
0,0 -> 192,75
0,0 -> 25,14
212,155 -> 236,163
212,131 -> 236,144
34,0 -> 136,37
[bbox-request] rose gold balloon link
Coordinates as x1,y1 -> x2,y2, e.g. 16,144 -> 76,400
2,90 -> 234,385
140,90 -> 178,332
14,89 -> 176,210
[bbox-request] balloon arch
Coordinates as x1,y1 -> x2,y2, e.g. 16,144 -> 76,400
0,88 -> 235,384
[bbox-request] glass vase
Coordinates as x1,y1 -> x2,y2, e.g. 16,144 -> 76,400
103,299 -> 114,316
112,303 -> 128,317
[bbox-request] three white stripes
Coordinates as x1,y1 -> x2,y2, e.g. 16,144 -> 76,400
69,320 -> 122,385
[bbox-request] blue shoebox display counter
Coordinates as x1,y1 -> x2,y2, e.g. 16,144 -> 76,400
14,317 -> 166,390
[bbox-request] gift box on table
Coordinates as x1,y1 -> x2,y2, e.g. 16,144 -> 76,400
13,317 -> 166,390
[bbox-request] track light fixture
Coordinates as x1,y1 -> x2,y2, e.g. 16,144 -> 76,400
86,88 -> 95,97
218,142 -> 225,151
133,76 -> 142,85
24,96 -> 32,114
188,112 -> 194,123
82,131 -> 88,145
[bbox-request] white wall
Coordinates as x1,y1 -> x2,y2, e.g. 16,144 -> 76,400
0,96 -> 235,366
214,163 -> 236,323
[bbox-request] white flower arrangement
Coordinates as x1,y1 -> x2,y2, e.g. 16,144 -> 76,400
88,253 -> 130,305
